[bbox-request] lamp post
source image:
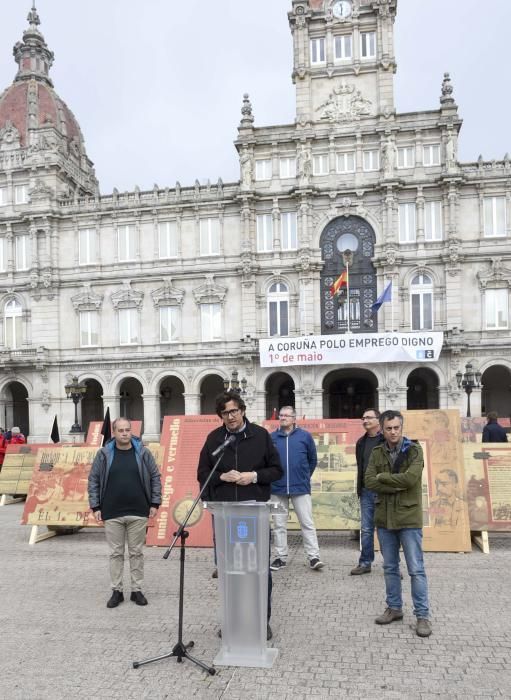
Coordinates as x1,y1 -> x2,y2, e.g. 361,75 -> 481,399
223,370 -> 247,395
64,376 -> 87,433
456,363 -> 481,418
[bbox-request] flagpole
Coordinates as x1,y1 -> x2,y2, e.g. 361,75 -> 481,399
390,277 -> 394,332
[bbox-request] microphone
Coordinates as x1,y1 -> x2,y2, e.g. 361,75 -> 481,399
211,434 -> 236,457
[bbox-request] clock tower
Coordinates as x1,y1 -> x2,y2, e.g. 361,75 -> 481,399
288,0 -> 397,125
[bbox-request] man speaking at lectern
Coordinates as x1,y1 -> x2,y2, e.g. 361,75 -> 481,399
197,390 -> 283,639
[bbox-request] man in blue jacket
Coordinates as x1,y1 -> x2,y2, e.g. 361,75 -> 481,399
88,417 -> 161,608
270,406 -> 324,571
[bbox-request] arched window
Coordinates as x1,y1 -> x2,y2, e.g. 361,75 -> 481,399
410,273 -> 433,330
267,282 -> 289,337
4,299 -> 23,348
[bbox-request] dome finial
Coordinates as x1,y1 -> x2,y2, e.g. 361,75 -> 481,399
27,2 -> 41,31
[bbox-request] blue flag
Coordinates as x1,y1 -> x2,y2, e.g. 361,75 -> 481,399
371,281 -> 392,313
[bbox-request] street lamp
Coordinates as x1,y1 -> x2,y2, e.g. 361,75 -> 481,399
456,363 -> 481,418
64,376 -> 87,432
223,370 -> 247,395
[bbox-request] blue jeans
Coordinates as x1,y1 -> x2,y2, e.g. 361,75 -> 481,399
377,527 -> 430,619
359,488 -> 376,567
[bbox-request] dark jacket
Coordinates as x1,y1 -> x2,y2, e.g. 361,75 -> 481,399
355,431 -> 385,497
365,437 -> 424,530
271,426 -> 317,496
88,436 -> 162,512
482,421 -> 508,443
197,419 -> 283,502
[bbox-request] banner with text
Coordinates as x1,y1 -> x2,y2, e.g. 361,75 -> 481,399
259,332 -> 444,367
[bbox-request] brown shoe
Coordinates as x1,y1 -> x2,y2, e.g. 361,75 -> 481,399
416,618 -> 432,637
350,565 -> 371,575
375,607 -> 403,625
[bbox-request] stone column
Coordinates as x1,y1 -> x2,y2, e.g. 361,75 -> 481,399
184,392 -> 201,415
143,393 -> 160,441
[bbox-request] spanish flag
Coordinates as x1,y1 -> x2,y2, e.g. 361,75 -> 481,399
329,269 -> 348,297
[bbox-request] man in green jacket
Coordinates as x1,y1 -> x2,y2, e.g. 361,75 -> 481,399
365,410 -> 432,638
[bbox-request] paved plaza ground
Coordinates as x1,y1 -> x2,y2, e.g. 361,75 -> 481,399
1,502 -> 510,699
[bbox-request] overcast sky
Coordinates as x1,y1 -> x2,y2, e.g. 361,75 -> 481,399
0,1 -> 509,194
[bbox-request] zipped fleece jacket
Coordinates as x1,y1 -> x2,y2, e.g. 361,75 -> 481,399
88,436 -> 162,512
270,427 -> 317,496
197,420 -> 283,502
364,437 -> 424,530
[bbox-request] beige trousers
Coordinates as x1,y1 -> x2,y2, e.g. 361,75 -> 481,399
103,516 -> 148,592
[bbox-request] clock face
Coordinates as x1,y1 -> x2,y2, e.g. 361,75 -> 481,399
332,0 -> 352,19
173,498 -> 203,527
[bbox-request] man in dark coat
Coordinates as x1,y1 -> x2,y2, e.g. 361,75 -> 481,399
482,412 -> 508,443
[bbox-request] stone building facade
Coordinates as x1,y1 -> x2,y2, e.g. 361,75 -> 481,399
0,1 -> 510,441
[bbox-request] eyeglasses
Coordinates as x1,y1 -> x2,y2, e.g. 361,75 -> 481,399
220,408 -> 241,418
362,415 -> 377,421
279,414 -> 295,419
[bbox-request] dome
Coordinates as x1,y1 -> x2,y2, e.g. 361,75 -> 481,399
0,5 -> 97,195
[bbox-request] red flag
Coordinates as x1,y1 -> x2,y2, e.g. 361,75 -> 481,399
330,269 -> 348,297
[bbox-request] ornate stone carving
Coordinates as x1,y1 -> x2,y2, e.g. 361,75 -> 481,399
477,257 -> 511,289
192,274 -> 227,305
29,179 -> 53,201
111,283 -> 143,309
0,120 -> 21,151
316,81 -> 372,123
381,136 -> 396,177
40,389 -> 51,412
72,286 -> 103,311
440,72 -> 456,106
151,280 -> 185,307
298,144 -> 312,185
240,93 -> 254,127
145,369 -> 154,384
240,150 -> 253,189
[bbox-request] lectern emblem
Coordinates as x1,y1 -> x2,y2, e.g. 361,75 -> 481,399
237,521 -> 249,539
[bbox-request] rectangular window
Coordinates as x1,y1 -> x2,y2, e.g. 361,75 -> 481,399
484,197 -> 506,238
360,31 -> 376,59
256,214 -> 273,252
423,144 -> 441,166
158,221 -> 178,258
201,303 -> 222,341
334,34 -> 352,60
79,311 -> 99,347
117,225 -> 136,261
269,300 -> 289,336
425,201 -> 443,241
281,212 -> 298,250
14,185 -> 28,204
78,228 -> 96,265
279,157 -> 296,179
399,203 -> 416,243
411,292 -> 433,330
310,37 -> 326,64
363,150 -> 379,171
313,154 -> 329,175
5,314 -> 22,349
119,308 -> 139,345
255,159 -> 272,181
397,146 -> 415,169
15,235 -> 29,270
199,218 -> 220,255
336,152 -> 355,173
159,306 -> 178,343
486,289 -> 508,330
0,238 -> 5,272
0,187 -> 7,206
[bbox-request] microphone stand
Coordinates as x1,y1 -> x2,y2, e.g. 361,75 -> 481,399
132,445 -> 230,675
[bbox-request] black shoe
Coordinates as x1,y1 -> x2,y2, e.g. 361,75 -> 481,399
309,558 -> 324,570
106,590 -> 124,608
130,591 -> 148,606
211,568 -> 218,579
270,558 -> 286,571
350,565 -> 371,575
